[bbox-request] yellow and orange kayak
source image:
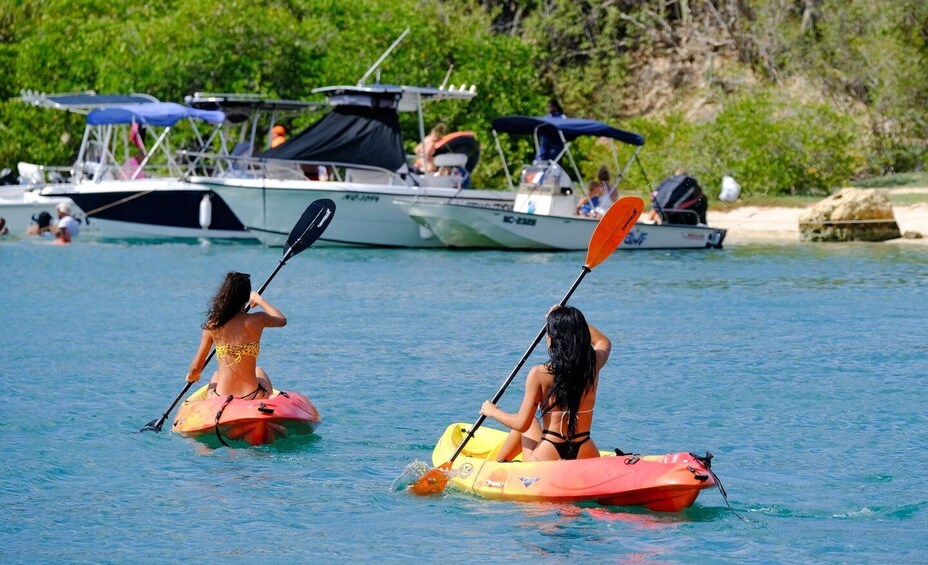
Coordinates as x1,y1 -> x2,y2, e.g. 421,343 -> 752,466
172,385 -> 321,446
431,423 -> 716,511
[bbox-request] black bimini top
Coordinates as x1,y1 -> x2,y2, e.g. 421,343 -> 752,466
259,105 -> 405,171
258,84 -> 475,171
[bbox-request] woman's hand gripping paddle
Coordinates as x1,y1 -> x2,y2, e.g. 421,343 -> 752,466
139,199 -> 336,433
409,196 -> 644,495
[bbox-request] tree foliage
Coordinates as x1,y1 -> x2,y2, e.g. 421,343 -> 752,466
0,0 -> 923,196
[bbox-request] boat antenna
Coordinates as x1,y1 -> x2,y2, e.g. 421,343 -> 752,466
357,27 -> 411,86
439,64 -> 454,90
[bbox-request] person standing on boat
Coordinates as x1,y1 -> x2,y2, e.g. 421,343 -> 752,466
537,98 -> 566,162
479,305 -> 610,462
185,272 -> 286,400
270,125 -> 287,148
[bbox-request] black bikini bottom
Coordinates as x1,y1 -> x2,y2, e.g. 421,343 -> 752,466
539,430 -> 591,460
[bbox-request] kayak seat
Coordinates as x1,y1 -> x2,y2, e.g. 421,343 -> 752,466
185,384 -> 283,404
452,426 -> 497,460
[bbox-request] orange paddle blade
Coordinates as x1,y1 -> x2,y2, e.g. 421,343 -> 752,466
408,462 -> 452,496
585,196 -> 644,269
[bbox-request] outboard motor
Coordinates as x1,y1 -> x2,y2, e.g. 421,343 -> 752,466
652,174 -> 708,225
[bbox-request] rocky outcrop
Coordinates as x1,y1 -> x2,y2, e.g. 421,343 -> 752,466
799,188 -> 901,242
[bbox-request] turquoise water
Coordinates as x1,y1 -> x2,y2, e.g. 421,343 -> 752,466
1,240 -> 926,562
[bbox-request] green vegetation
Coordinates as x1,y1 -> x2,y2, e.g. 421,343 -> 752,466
1,1 -> 925,198
852,172 -> 928,189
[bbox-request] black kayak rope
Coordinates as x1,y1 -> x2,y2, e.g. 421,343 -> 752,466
708,466 -> 746,521
214,395 -> 234,448
689,452 -> 746,522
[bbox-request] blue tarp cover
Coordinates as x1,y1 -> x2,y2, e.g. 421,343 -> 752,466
87,102 -> 225,127
491,115 -> 644,146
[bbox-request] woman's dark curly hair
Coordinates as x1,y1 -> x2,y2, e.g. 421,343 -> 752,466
540,306 -> 596,437
202,272 -> 250,330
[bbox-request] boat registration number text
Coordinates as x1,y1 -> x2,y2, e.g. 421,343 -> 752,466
343,193 -> 380,203
502,215 -> 536,226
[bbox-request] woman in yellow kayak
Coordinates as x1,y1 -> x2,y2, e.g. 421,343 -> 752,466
480,305 -> 611,461
185,272 -> 287,399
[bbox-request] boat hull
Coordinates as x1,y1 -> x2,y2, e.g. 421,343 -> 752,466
400,200 -> 726,250
44,179 -> 256,241
198,177 -> 513,247
431,423 -> 715,511
172,386 -> 321,446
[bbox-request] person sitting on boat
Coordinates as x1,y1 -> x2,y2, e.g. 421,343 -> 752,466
414,123 -> 448,173
185,272 -> 286,400
576,180 -> 609,217
480,305 -> 610,462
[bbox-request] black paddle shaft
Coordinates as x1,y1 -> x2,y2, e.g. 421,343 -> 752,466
448,265 -> 592,464
140,199 -> 335,432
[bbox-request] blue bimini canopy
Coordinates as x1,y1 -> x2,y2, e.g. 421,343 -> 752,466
492,115 -> 644,146
86,102 -> 225,127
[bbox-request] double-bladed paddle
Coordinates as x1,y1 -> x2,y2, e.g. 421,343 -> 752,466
140,198 -> 336,433
409,196 -> 644,495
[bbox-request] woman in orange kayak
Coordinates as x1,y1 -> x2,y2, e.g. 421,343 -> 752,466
185,272 -> 287,399
480,305 -> 611,461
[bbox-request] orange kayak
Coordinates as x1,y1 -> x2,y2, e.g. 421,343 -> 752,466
172,385 -> 321,446
431,423 -> 716,511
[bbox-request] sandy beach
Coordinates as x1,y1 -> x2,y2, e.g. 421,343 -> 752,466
710,192 -> 928,245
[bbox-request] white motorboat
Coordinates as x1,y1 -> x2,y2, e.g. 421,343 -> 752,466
30,91 -> 320,241
0,92 -> 160,238
189,83 -> 515,248
397,198 -> 724,250
396,115 -> 726,250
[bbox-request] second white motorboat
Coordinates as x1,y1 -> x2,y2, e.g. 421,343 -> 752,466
396,115 -> 726,250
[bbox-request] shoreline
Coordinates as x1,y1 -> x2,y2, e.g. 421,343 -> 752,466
709,202 -> 928,246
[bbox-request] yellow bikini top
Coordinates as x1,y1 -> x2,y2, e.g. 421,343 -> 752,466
215,342 -> 260,364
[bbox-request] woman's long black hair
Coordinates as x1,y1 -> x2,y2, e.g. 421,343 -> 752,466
202,272 -> 250,330
540,306 -> 597,437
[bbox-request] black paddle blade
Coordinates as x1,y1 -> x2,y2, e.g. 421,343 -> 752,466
139,419 -> 160,432
285,198 -> 336,257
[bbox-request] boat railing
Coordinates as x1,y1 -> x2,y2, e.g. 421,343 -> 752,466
17,160 -> 178,188
16,163 -> 74,188
178,150 -> 413,187
70,160 -> 181,184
